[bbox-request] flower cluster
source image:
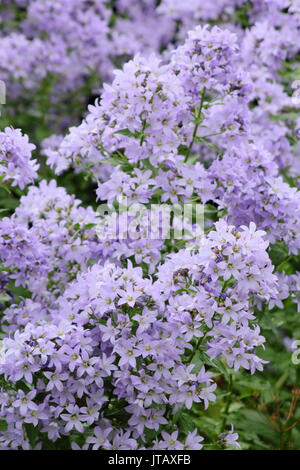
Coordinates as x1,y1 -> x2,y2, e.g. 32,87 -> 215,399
209,143 -> 300,254
0,0 -> 174,130
0,262 -> 212,449
1,180 -> 102,305
0,0 -> 300,452
0,127 -> 38,189
0,218 -> 277,449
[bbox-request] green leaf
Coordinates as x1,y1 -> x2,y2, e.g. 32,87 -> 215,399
237,410 -> 279,444
82,223 -> 97,230
178,413 -> 195,433
115,128 -> 136,138
0,294 -> 11,303
271,112 -> 299,121
0,198 -> 19,210
269,242 -> 289,268
0,184 -> 11,194
191,351 -> 204,374
115,128 -> 146,140
24,423 -> 39,448
0,421 -> 7,432
178,145 -> 189,157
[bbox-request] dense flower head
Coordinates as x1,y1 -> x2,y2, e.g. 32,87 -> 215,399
5,180 -> 103,302
171,25 -> 240,99
0,260 -> 214,449
209,143 -> 300,254
241,20 -> 298,72
0,217 -> 49,287
155,220 -> 278,372
51,23 -> 253,175
0,33 -> 48,94
0,0 -> 177,131
99,53 -> 192,165
0,127 -> 38,188
0,219 -> 278,448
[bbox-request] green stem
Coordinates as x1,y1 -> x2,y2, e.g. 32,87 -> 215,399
140,119 -> 147,147
277,255 -> 293,272
185,87 -> 206,163
201,131 -> 225,139
221,373 -> 233,433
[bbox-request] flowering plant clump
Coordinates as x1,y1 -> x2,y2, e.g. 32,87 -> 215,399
0,127 -> 38,189
0,0 -> 300,451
